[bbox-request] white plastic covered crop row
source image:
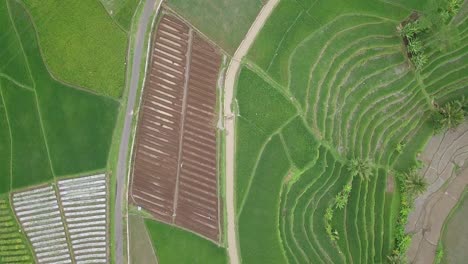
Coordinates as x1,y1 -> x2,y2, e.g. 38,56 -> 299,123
12,186 -> 73,264
58,174 -> 108,263
12,174 -> 109,263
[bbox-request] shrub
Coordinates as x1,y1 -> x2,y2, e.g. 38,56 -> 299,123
395,142 -> 406,154
326,182 -> 353,242
335,183 -> 352,209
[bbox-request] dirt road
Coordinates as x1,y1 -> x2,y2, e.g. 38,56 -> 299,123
114,0 -> 161,263
223,0 -> 279,263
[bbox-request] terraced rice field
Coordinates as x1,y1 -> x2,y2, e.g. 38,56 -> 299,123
12,174 -> 109,263
235,0 -> 468,263
130,12 -> 222,242
0,198 -> 33,263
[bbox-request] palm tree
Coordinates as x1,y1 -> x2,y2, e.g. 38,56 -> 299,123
437,101 -> 465,130
335,193 -> 348,209
447,0 -> 462,15
400,21 -> 419,39
348,159 -> 373,181
405,171 -> 428,197
461,97 -> 468,115
408,38 -> 423,55
412,53 -> 428,69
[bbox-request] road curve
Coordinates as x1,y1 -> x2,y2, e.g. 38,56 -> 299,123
223,0 -> 280,263
114,0 -> 160,263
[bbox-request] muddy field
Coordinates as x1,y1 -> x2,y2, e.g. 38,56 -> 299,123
130,13 -> 222,242
406,122 -> 468,263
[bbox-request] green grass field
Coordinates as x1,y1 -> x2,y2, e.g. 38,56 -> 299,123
235,0 -> 468,263
145,220 -> 228,264
20,0 -> 128,97
0,0 -> 119,194
166,0 -> 264,54
0,197 -> 33,263
129,214 -> 158,264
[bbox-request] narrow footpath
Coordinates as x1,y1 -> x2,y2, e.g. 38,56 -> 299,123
223,0 -> 280,263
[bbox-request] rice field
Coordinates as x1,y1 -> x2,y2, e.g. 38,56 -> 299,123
11,174 -> 109,263
21,0 -> 128,97
0,0 -> 119,191
235,0 -> 468,263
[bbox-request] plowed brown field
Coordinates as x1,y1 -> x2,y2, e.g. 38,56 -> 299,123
130,13 -> 222,242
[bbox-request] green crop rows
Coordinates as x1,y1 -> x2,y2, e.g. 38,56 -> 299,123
0,198 -> 33,263
235,0 -> 467,263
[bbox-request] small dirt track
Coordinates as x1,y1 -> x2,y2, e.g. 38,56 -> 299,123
223,0 -> 280,263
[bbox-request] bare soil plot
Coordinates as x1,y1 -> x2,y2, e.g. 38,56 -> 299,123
130,13 -> 222,242
406,122 -> 468,264
175,33 -> 221,240
130,14 -> 189,223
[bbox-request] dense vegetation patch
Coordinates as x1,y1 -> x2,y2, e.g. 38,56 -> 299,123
399,0 -> 464,69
